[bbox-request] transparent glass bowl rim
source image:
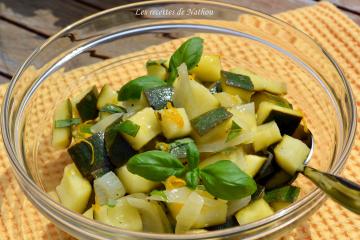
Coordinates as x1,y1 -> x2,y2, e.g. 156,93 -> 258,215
1,0 -> 357,239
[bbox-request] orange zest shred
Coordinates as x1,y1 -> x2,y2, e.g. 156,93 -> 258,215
165,176 -> 186,190
162,103 -> 184,128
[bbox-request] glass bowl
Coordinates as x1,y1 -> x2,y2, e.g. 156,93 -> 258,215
1,0 -> 356,239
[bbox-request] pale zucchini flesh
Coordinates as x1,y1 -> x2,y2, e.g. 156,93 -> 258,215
159,107 -> 192,139
253,121 -> 282,152
56,163 -> 92,213
97,84 -> 118,109
235,198 -> 274,225
274,135 -> 310,175
52,99 -> 72,149
190,54 -> 221,82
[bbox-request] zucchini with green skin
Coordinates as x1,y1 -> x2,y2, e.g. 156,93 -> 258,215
220,70 -> 254,102
76,86 -> 99,121
264,170 -> 294,190
264,185 -> 300,203
257,101 -> 302,135
208,81 -> 222,94
68,132 -> 113,181
52,99 -> 73,149
191,107 -> 233,136
97,84 -> 117,109
253,121 -> 282,152
251,91 -> 292,111
235,198 -> 274,225
231,67 -> 287,95
146,60 -> 168,81
105,120 -> 137,168
274,135 -> 310,175
144,86 -> 173,110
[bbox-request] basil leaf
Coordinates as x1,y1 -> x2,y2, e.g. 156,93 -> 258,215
185,168 -> 200,189
127,150 -> 185,181
118,75 -> 166,100
226,121 -> 242,142
168,137 -> 194,159
200,160 -> 257,200
55,118 -> 81,128
222,70 -> 254,91
116,120 -> 140,137
100,104 -> 126,114
186,141 -> 199,170
150,190 -> 168,201
167,37 -> 204,85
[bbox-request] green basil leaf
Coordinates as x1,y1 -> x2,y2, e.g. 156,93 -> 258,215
100,104 -> 126,114
186,141 -> 199,170
167,37 -> 204,85
226,121 -> 242,142
150,190 -> 168,201
127,150 -> 185,181
200,160 -> 257,200
55,118 -> 81,128
185,168 -> 200,189
116,120 -> 140,137
221,70 -> 254,91
118,75 -> 166,100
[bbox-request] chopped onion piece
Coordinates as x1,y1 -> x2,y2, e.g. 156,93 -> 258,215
90,112 -> 123,133
94,171 -> 126,205
147,187 -> 192,203
227,196 -> 251,217
175,191 -> 204,233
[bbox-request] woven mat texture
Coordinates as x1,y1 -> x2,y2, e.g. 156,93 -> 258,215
0,2 -> 359,240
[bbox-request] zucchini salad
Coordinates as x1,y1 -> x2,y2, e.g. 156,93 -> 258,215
50,37 -> 312,234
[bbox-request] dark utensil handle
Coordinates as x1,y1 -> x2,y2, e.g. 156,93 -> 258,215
302,166 -> 360,214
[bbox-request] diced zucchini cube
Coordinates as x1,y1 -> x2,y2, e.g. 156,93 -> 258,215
235,198 -> 274,225
159,108 -> 192,139
97,84 -> 118,109
83,206 -> 93,219
274,135 -> 310,175
241,155 -> 267,177
190,55 -> 221,82
52,99 -> 72,149
122,107 -> 161,150
56,163 -> 92,213
214,92 -> 243,108
253,121 -> 282,152
116,166 -> 159,194
94,198 -> 143,231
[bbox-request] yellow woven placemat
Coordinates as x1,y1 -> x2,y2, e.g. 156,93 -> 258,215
0,2 -> 359,239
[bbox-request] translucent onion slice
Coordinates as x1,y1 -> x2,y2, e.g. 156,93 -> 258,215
227,196 -> 251,217
93,171 -> 126,205
90,112 -> 123,133
175,191 -> 204,234
147,187 -> 192,203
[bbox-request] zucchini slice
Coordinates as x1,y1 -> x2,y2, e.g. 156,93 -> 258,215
122,107 -> 161,150
94,198 -> 143,231
264,185 -> 300,203
231,67 -> 287,95
159,107 -> 192,140
116,166 -> 159,194
208,81 -> 222,94
274,135 -> 310,175
56,163 -> 92,213
97,84 -> 117,109
214,92 -> 243,108
251,91 -> 292,111
190,54 -> 221,82
83,206 -> 93,219
220,70 -> 254,102
264,170 -> 294,190
76,86 -> 99,121
270,201 -> 291,211
146,60 -> 168,81
242,155 -> 267,177
144,86 -> 173,110
235,198 -> 274,225
68,132 -> 113,181
94,171 -> 126,205
104,120 -> 137,168
253,121 -> 282,152
254,151 -> 277,182
191,107 -> 233,136
52,99 -> 72,149
257,101 -> 302,135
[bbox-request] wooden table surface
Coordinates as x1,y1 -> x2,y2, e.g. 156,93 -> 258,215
0,0 -> 359,83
